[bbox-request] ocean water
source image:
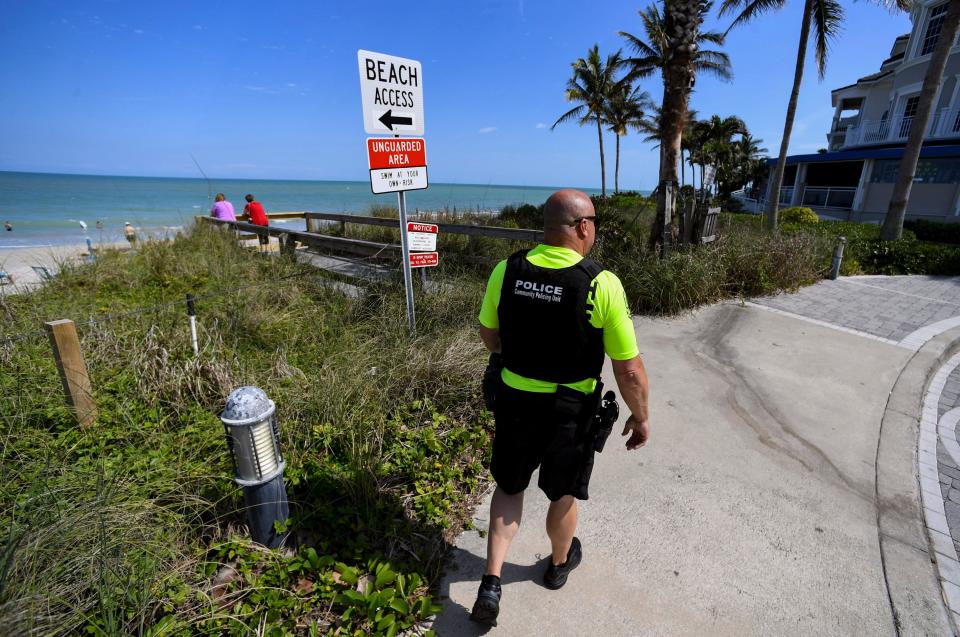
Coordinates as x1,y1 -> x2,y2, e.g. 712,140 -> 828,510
0,171 -> 601,248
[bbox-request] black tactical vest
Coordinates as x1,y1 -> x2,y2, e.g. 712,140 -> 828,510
498,249 -> 605,384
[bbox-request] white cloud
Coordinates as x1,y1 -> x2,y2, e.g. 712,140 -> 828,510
478,126 -> 497,134
133,29 -> 143,35
535,122 -> 546,129
243,85 -> 276,94
286,82 -> 297,88
192,25 -> 203,31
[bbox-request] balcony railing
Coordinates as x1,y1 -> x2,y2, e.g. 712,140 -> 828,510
843,107 -> 960,148
779,186 -> 794,205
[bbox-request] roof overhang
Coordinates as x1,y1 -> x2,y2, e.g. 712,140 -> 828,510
767,144 -> 960,166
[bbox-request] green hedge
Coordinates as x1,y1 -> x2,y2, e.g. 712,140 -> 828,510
857,240 -> 960,275
903,219 -> 960,245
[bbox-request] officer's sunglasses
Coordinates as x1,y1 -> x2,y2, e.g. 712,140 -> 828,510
570,216 -> 598,228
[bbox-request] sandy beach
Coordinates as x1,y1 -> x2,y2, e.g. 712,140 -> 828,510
0,240 -> 130,293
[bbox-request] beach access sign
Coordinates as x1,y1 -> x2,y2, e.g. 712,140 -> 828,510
358,50 -> 424,136
366,138 -> 428,194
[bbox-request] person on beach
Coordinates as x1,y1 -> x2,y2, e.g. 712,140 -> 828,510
124,222 -> 137,246
95,220 -> 103,230
243,194 -> 269,251
470,189 -> 651,626
4,221 -> 11,232
210,193 -> 236,221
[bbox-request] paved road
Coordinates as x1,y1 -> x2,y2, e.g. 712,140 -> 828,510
436,276 -> 960,636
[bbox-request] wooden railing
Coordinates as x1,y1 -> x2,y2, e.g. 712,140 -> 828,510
199,210 -> 542,258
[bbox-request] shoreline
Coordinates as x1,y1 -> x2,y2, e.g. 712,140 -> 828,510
0,239 -> 132,292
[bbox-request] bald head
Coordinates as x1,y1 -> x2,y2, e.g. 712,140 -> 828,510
543,189 -> 595,230
541,189 -> 597,256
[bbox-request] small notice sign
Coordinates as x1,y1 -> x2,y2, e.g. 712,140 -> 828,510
409,252 -> 438,268
367,138 -> 428,194
407,222 -> 438,251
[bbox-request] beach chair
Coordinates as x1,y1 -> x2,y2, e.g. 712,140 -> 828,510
31,265 -> 55,282
0,271 -> 14,285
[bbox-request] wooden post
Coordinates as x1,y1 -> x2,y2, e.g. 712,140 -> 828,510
306,217 -> 319,233
44,319 -> 96,427
281,233 -> 297,255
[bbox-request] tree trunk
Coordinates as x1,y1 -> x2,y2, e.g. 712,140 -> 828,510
615,134 -> 621,194
881,0 -> 960,240
680,149 -> 686,189
647,0 -> 701,254
700,164 -> 706,202
597,115 -> 607,197
691,157 -> 696,195
763,0 -> 813,231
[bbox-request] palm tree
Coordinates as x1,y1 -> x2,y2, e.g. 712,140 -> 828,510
730,132 -> 768,197
679,109 -> 700,190
620,1 -> 732,253
552,45 -> 627,197
699,115 -> 747,198
720,0 -> 845,230
881,0 -> 960,240
686,118 -> 712,202
603,84 -> 653,193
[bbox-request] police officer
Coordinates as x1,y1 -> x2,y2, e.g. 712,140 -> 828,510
471,189 -> 650,625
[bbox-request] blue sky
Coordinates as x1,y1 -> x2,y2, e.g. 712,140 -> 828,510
0,0 -> 911,189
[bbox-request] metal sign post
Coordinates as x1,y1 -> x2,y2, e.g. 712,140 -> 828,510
397,190 -> 416,334
358,49 -> 428,337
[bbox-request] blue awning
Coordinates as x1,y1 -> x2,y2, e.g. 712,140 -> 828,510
767,144 -> 960,166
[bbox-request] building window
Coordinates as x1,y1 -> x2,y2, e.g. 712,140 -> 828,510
920,3 -> 948,56
871,157 -> 960,183
903,96 -> 920,118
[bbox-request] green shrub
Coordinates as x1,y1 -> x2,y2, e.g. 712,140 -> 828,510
497,203 -> 542,228
858,240 -> 960,275
903,219 -> 960,245
718,196 -> 744,213
602,191 -> 651,210
779,206 -> 819,224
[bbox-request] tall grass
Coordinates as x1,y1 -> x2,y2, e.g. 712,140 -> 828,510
1,225 -> 491,635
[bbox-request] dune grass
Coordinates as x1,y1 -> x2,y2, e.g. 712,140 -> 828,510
1,225 -> 491,636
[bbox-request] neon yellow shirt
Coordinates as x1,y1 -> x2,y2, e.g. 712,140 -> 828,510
479,244 -> 639,394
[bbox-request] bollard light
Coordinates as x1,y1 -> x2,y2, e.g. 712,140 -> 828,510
220,386 -> 289,548
221,386 -> 285,486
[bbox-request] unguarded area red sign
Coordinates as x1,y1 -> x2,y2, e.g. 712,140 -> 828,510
367,138 -> 427,170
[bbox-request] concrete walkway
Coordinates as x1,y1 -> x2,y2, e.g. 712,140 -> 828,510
436,276 -> 960,636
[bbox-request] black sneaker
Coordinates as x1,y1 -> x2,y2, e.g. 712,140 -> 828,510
470,574 -> 502,626
543,537 -> 582,590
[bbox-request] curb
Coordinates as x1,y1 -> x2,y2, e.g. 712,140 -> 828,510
876,324 -> 960,635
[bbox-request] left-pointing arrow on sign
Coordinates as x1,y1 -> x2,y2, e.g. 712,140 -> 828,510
378,109 -> 414,130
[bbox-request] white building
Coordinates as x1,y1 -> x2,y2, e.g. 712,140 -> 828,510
752,1 -> 960,223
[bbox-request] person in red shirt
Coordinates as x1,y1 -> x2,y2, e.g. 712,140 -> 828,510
244,194 -> 269,251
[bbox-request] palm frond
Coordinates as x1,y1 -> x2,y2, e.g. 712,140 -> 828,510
811,0 -> 844,78
695,52 -> 734,81
551,104 -> 586,130
698,30 -> 727,45
721,0 -> 788,33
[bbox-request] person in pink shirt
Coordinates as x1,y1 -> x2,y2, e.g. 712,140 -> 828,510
210,193 -> 236,221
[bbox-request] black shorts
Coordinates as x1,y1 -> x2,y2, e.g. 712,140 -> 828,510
490,383 -> 597,501
257,232 -> 269,246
